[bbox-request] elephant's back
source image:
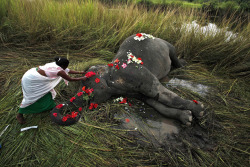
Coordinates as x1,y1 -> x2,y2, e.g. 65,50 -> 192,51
115,34 -> 172,79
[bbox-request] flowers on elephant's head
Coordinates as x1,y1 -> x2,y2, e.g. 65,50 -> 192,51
134,33 -> 155,41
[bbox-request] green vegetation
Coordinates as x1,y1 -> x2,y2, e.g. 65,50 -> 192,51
0,0 -> 249,166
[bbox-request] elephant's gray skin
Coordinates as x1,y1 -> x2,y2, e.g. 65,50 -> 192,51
51,34 -> 204,126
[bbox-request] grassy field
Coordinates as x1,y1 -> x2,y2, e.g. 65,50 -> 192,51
0,0 -> 249,166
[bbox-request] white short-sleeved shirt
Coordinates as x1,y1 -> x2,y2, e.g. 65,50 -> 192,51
39,62 -> 70,78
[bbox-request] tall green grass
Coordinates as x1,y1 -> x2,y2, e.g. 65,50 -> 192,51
0,0 -> 249,166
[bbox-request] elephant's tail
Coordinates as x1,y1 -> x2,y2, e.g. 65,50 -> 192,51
166,42 -> 186,69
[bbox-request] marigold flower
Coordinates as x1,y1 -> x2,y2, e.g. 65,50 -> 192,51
53,113 -> 58,117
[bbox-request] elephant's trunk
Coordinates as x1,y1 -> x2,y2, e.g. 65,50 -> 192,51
50,90 -> 91,126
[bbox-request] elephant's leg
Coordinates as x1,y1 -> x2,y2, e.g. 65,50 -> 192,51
145,98 -> 193,125
134,69 -> 204,119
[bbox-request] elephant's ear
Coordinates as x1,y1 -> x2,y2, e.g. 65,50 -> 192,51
50,107 -> 81,126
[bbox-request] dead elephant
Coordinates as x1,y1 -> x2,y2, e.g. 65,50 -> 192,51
50,33 -> 204,126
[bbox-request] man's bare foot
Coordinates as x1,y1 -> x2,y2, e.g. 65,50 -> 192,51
16,113 -> 26,124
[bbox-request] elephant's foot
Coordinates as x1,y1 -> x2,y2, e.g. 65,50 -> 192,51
145,98 -> 193,126
188,101 -> 205,119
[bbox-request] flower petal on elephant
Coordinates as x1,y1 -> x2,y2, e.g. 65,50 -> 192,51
108,63 -> 113,67
121,63 -> 127,69
53,113 -> 58,117
62,116 -> 68,122
82,86 -> 86,91
78,107 -> 83,111
77,92 -> 83,96
70,97 -> 76,102
193,100 -> 198,104
115,64 -> 119,70
136,33 -> 142,37
85,71 -> 96,78
56,104 -> 63,109
114,58 -> 120,63
95,78 -> 100,83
